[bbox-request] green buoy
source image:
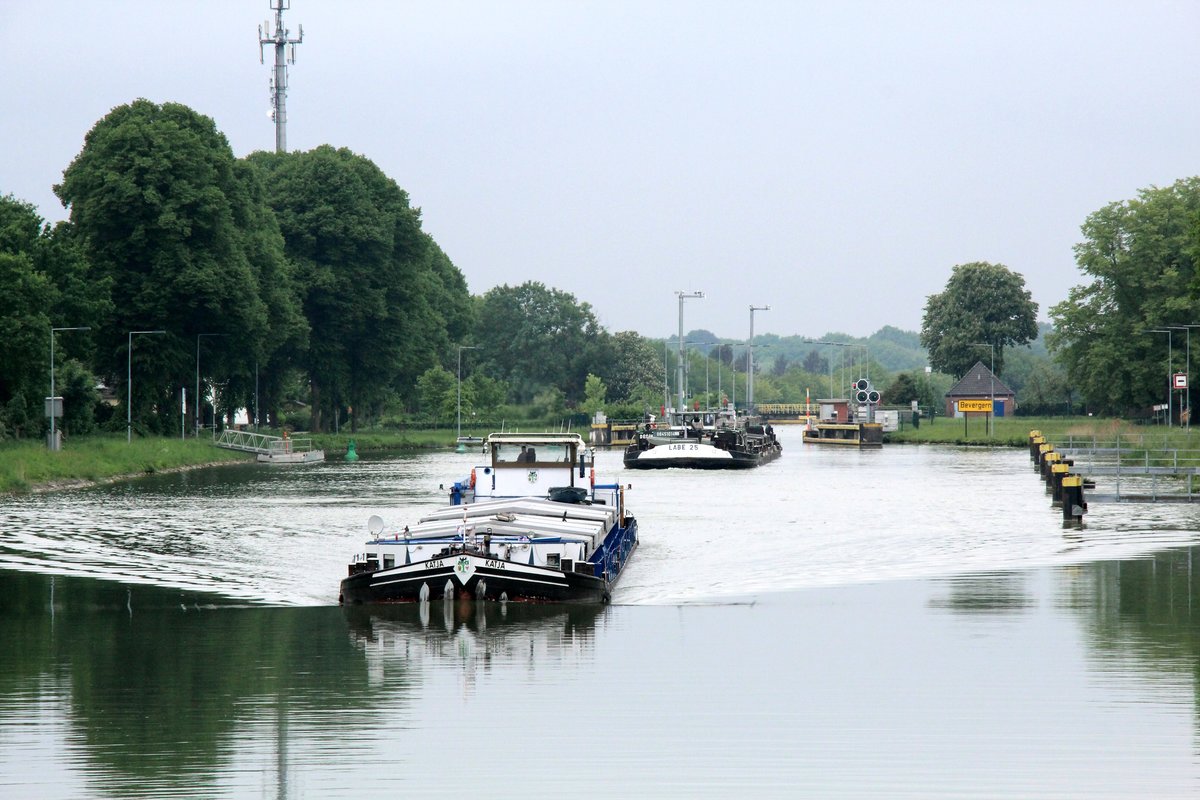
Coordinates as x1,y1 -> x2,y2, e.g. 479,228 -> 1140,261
345,439 -> 358,461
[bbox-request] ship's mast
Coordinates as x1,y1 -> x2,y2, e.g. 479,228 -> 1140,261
259,0 -> 303,153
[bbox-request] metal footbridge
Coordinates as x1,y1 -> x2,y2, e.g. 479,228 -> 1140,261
214,429 -> 319,459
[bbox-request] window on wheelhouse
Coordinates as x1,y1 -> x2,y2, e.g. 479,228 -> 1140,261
493,442 -> 574,465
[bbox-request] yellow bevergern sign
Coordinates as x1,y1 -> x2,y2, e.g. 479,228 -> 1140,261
958,399 -> 994,413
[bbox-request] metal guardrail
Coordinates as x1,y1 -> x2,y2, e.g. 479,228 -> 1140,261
1051,435 -> 1200,501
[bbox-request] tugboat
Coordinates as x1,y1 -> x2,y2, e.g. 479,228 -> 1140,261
339,433 -> 638,605
623,403 -> 782,469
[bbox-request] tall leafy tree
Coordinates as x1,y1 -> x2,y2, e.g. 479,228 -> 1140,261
0,196 -> 108,438
1049,177 -> 1200,415
583,374 -> 607,416
416,366 -> 455,422
604,331 -> 662,404
218,160 -> 308,427
0,197 -> 54,433
248,146 -> 470,431
473,282 -> 606,404
921,261 -> 1038,378
56,100 -> 272,433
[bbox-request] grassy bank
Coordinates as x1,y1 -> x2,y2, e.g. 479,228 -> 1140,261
0,427 -> 493,494
884,416 -> 1188,448
0,436 -> 251,494
309,428 -> 483,454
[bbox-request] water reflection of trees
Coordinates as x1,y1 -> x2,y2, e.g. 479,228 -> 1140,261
0,571 -> 379,798
926,572 -> 1035,614
0,571 -> 605,797
1066,548 -> 1200,706
926,549 -> 1200,732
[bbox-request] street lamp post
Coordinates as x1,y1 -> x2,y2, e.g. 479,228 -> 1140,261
1167,325 -> 1200,430
969,342 -> 996,438
1175,324 -> 1200,431
49,326 -> 90,451
675,291 -> 704,411
195,333 -> 227,437
128,330 -> 166,442
747,305 -> 769,409
456,345 -> 478,441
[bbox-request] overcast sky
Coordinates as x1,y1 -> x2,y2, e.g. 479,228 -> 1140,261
2,1 -> 1198,341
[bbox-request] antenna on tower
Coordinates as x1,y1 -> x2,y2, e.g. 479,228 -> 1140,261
258,0 -> 303,153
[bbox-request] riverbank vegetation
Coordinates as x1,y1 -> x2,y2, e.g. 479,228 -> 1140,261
887,415 -> 1200,450
3,98 -> 1199,452
0,436 -> 248,494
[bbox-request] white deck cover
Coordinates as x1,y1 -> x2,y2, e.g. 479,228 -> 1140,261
393,498 -> 614,548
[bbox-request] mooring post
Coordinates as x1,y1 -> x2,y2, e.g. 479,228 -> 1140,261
1029,431 -> 1044,461
1051,462 -> 1070,504
1062,475 -> 1087,525
1042,450 -> 1062,482
1037,442 -> 1053,471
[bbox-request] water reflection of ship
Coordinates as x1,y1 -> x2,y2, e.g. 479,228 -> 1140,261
342,602 -> 605,691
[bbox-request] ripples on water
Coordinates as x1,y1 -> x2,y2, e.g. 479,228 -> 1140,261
3,426 -> 1200,605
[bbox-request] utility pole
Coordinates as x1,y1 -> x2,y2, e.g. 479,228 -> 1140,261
259,0 -> 303,153
675,291 -> 703,411
747,305 -> 769,409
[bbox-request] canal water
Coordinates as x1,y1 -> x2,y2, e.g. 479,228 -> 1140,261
2,426 -> 1200,797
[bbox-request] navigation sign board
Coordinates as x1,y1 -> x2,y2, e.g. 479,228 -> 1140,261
957,399 -> 993,413
1173,372 -> 1188,389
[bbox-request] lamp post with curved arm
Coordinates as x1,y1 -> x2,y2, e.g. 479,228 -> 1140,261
747,305 -> 769,409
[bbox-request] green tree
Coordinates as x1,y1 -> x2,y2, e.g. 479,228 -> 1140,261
604,331 -> 661,404
1049,177 -> 1200,415
0,244 -> 53,433
531,386 -> 567,421
884,372 -> 921,405
583,373 -> 607,416
0,196 -> 107,438
220,160 -> 308,427
1014,360 -> 1073,416
248,146 -> 470,430
442,380 -> 475,425
921,262 -> 1038,378
416,366 -> 455,422
467,373 -> 507,413
56,100 -> 274,434
474,282 -> 605,404
801,350 -> 828,374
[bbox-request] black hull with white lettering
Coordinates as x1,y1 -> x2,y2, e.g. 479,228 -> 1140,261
339,543 -> 636,605
622,427 -> 782,470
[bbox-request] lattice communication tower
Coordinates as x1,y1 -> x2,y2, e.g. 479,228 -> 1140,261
259,0 -> 304,153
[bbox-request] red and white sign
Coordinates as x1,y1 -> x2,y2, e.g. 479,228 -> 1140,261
1174,373 -> 1188,389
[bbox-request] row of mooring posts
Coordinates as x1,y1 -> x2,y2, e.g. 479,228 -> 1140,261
1029,430 -> 1087,525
